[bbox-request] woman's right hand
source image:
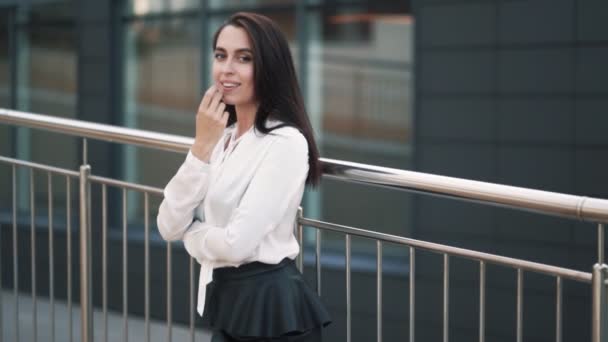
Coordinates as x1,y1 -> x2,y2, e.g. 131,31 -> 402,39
191,85 -> 229,162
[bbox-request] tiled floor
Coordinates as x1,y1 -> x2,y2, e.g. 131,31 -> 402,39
0,290 -> 212,342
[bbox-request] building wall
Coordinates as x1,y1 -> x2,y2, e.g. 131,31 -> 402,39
412,0 -> 608,340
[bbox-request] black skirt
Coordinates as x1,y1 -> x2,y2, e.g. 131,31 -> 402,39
201,258 -> 331,340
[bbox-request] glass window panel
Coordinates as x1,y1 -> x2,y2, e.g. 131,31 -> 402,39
0,10 -> 9,108
305,4 -> 415,254
313,9 -> 414,153
207,0 -> 294,9
126,0 -> 199,16
124,18 -> 200,136
0,10 -> 12,211
26,19 -> 78,176
308,0 -> 408,7
123,17 -> 201,219
29,5 -> 77,216
28,0 -> 75,23
2,2 -> 77,220
27,24 -> 77,118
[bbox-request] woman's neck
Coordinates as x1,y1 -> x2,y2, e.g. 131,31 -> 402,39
234,102 -> 258,139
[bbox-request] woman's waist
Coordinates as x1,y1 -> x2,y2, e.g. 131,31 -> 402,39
212,256 -> 297,281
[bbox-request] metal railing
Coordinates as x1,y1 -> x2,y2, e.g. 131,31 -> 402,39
1,108 -> 608,342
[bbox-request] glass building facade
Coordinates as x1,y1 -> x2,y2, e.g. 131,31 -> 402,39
0,0 -> 416,256
1,0 -> 607,341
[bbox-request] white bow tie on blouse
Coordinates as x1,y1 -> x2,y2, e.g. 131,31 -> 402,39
197,259 -> 214,315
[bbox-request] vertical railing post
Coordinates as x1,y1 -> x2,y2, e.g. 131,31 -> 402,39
79,165 -> 93,342
592,264 -> 608,342
297,207 -> 304,273
592,223 -> 608,342
0,223 -> 3,342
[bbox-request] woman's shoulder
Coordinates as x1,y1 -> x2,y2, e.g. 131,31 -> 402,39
264,119 -> 300,136
257,119 -> 307,157
265,120 -> 306,143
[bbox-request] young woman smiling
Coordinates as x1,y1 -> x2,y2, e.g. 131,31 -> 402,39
156,12 -> 331,342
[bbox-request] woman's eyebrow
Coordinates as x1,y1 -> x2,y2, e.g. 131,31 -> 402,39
215,47 -> 253,54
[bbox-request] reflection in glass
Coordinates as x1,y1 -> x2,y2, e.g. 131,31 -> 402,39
28,1 -> 75,22
316,12 -> 414,151
307,7 -> 415,252
0,10 -> 12,211
125,18 -> 200,135
0,11 -> 8,108
123,17 -> 201,219
207,0 -> 294,9
127,0 -> 199,16
27,25 -> 77,118
0,2 -> 77,216
26,21 -> 78,178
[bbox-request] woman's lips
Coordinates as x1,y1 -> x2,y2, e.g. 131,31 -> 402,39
220,81 -> 240,93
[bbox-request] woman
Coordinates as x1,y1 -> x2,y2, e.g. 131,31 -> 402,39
156,12 -> 331,342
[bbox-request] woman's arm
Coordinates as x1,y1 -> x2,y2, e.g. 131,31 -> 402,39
183,130 -> 309,263
157,85 -> 228,241
156,150 -> 213,241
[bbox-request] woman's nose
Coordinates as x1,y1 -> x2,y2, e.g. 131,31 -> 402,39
221,58 -> 235,74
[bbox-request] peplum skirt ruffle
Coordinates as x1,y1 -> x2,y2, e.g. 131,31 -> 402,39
201,257 -> 331,339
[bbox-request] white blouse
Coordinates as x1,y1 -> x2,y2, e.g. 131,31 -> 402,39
156,119 -> 309,316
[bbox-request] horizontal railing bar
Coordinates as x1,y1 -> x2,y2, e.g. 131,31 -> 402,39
2,109 -> 608,223
300,217 -> 592,283
0,156 -> 79,177
89,175 -> 163,195
0,108 -> 192,154
0,155 -> 163,195
322,159 -> 608,224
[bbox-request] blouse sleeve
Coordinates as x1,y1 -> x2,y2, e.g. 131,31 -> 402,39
182,131 -> 309,264
156,150 -> 213,241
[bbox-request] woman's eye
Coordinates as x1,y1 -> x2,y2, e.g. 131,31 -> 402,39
214,53 -> 226,60
239,55 -> 252,62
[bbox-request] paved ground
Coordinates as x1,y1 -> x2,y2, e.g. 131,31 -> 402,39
0,290 -> 213,342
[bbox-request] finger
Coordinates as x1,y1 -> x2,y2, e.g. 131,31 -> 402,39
214,102 -> 226,120
207,90 -> 223,114
200,85 -> 216,111
221,111 -> 229,125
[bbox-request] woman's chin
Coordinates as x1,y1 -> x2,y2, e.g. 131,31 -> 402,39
222,96 -> 255,107
222,97 -> 236,105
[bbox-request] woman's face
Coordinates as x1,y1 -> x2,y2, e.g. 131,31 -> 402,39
212,25 -> 256,108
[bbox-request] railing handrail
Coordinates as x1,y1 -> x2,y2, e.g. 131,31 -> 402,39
1,152 -> 590,284
1,152 -> 591,284
2,108 -> 608,224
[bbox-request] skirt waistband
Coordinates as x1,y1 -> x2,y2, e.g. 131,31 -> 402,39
212,257 -> 294,281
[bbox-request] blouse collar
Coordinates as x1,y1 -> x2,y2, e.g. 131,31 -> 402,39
225,118 -> 284,140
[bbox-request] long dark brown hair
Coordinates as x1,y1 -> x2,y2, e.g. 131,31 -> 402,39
212,12 -> 321,187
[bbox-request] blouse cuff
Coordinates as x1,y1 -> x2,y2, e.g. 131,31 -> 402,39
185,149 -> 211,171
